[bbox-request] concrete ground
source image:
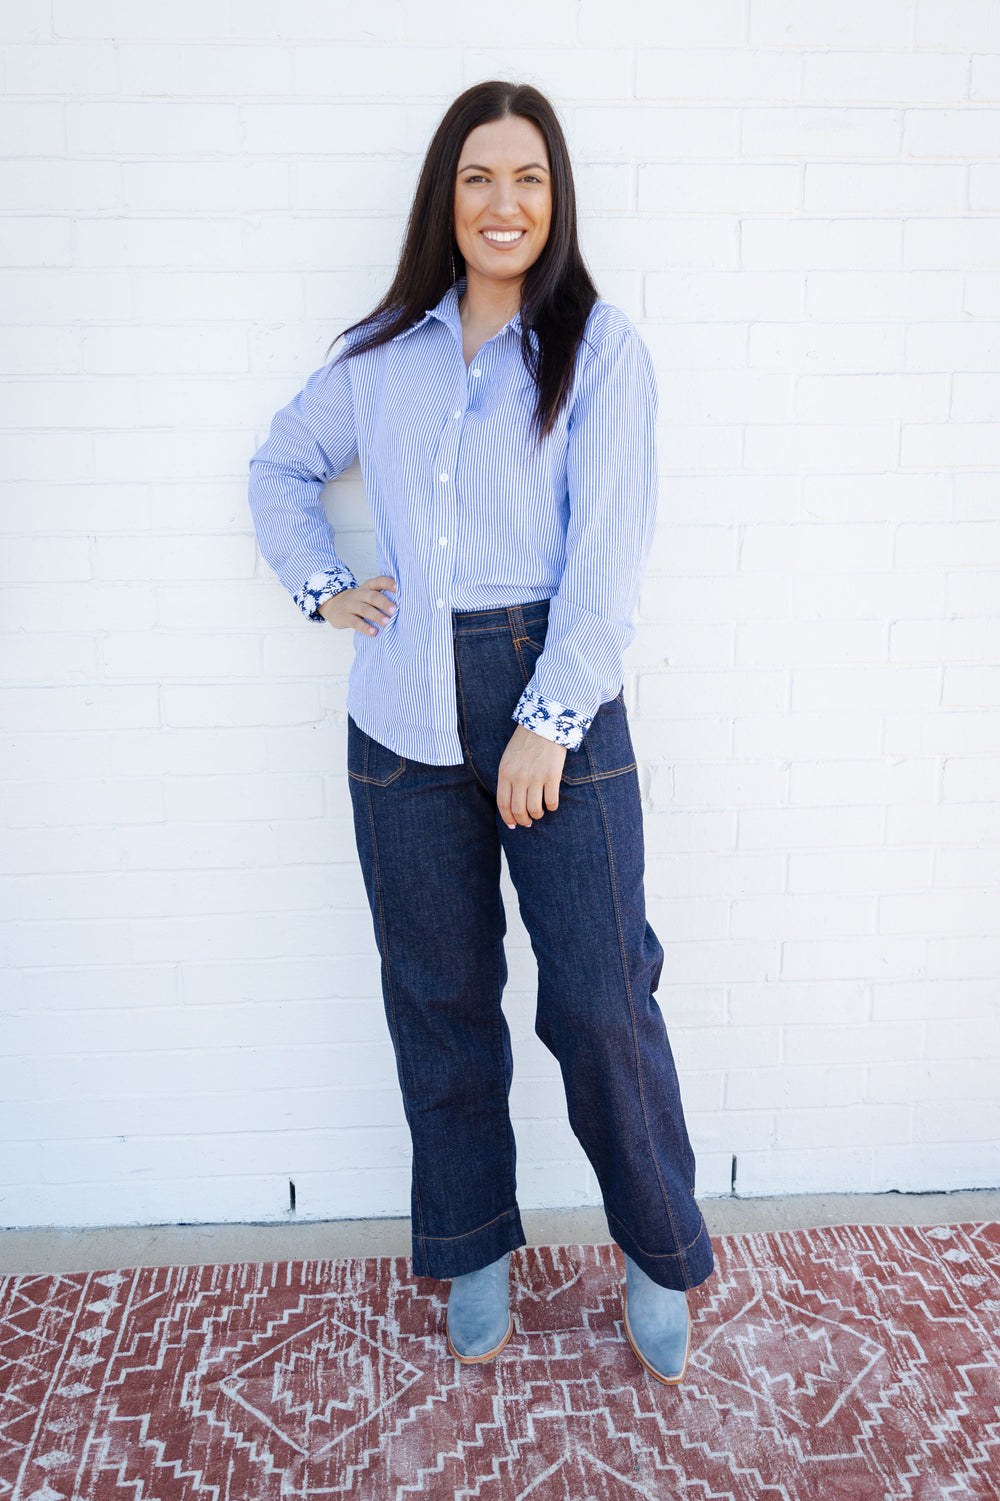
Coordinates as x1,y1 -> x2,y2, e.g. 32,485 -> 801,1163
2,1189 -> 997,1273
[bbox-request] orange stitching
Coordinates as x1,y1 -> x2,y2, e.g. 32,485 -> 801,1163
415,1207 -> 520,1242
607,1208 -> 711,1260
362,778 -> 427,1252
563,761 -> 636,787
454,640 -> 496,797
590,766 -> 692,1290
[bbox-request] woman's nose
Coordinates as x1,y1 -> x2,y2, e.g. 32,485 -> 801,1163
489,180 -> 519,215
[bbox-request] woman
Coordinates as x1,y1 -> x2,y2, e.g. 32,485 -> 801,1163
248,80 -> 714,1384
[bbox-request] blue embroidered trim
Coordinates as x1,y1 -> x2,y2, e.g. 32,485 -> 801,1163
512,685 -> 591,751
294,566 -> 358,621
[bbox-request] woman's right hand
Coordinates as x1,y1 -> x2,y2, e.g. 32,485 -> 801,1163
317,576 -> 397,636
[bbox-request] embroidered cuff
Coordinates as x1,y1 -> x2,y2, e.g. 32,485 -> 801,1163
512,685 -> 592,751
294,565 -> 358,621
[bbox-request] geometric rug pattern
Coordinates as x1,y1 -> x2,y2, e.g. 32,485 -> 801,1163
1,1223 -> 998,1499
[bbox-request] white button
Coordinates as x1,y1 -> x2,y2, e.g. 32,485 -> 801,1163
439,536 -> 447,546
471,367 -> 481,376
436,598 -> 444,608
453,409 -> 461,419
439,472 -> 449,482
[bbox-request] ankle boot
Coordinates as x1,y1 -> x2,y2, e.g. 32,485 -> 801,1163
622,1253 -> 691,1384
446,1251 -> 513,1363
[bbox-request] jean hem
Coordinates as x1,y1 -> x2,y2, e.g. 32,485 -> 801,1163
607,1209 -> 715,1292
410,1206 -> 526,1281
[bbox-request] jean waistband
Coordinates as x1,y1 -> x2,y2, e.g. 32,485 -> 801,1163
451,597 -> 551,636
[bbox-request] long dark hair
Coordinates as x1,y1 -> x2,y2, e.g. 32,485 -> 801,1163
328,80 -> 600,444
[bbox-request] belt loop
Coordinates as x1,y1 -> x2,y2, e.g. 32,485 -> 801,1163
508,602 -> 526,644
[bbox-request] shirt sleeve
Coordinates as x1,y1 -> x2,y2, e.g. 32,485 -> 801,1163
511,322 -> 658,749
247,348 -> 360,621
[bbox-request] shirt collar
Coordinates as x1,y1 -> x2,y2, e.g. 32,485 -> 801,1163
390,276 -> 524,344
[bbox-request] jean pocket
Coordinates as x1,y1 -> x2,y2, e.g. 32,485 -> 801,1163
347,714 -> 406,786
561,690 -> 636,785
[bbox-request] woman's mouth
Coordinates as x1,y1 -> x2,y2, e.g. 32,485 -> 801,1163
480,229 -> 527,248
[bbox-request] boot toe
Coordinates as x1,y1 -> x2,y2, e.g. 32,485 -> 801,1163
622,1255 -> 691,1385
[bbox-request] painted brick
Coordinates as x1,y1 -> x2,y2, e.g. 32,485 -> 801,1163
0,217 -> 73,267
783,1020 -> 924,1067
871,1143 -> 998,1193
735,711 -> 883,760
52,0 -> 233,40
579,0 -> 745,47
235,0 -> 404,42
637,48 -> 799,102
725,1063 -> 869,1111
81,323 -> 249,374
68,100 -> 241,155
0,269 -> 132,323
2,18 -> 997,1230
117,43 -> 296,97
75,217 -> 243,268
463,47 -> 631,101
121,159 -> 289,212
0,325 -> 83,375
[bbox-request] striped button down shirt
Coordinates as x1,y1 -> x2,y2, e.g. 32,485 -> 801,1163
248,277 -> 658,766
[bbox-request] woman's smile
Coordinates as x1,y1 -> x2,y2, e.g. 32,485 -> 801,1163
480,228 -> 528,246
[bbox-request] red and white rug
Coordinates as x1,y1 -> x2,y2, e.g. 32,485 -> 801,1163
1,1223 -> 998,1499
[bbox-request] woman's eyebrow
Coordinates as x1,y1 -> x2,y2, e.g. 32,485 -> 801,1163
457,161 -> 549,173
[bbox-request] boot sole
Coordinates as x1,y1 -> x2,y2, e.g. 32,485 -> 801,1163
446,1312 -> 514,1364
622,1288 -> 691,1385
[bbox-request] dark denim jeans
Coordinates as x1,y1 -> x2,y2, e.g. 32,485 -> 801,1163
347,598 -> 714,1292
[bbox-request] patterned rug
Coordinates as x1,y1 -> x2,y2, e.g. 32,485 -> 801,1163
1,1224 -> 998,1500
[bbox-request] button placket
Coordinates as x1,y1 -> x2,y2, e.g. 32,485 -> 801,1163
430,377 -> 465,663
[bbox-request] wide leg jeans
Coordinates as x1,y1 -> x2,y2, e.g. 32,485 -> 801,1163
346,598 -> 714,1292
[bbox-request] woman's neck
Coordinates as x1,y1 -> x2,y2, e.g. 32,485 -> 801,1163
457,269 -> 522,335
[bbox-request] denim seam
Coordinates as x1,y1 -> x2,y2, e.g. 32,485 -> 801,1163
494,886 -> 518,1211
362,777 -> 427,1253
511,625 -> 538,694
413,1207 -> 519,1243
348,761 -> 406,786
588,761 -> 692,1290
456,626 -> 511,636
563,761 -> 637,787
453,641 -> 499,799
346,720 -> 407,786
455,625 -> 539,637
607,1207 -> 710,1261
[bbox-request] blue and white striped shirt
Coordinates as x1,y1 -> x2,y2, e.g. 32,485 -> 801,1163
248,276 -> 658,766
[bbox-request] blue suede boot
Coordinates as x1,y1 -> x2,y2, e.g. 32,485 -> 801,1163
622,1254 -> 691,1384
445,1251 -> 513,1363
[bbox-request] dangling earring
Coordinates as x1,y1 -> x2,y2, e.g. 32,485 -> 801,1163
450,250 -> 458,283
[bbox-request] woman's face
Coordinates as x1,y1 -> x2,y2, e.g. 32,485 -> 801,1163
453,115 -> 552,294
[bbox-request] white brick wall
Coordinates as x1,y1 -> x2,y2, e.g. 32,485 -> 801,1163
2,0 -> 998,1231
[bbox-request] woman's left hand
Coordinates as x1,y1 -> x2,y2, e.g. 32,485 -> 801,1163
496,724 -> 567,830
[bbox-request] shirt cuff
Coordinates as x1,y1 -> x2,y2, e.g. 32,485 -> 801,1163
512,684 -> 592,751
293,565 -> 358,621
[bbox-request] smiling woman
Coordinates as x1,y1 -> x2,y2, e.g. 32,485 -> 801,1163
247,79 -> 714,1387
